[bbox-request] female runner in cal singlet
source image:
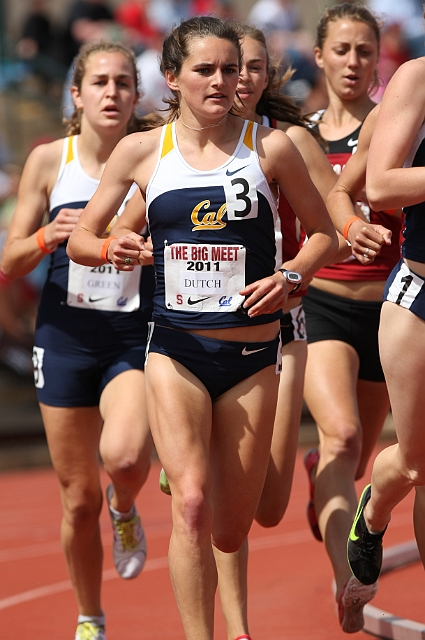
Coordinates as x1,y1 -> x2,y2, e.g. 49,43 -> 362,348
67,17 -> 337,640
210,24 -> 341,640
1,41 -> 155,640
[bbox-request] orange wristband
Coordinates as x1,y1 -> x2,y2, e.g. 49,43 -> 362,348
100,236 -> 116,263
343,216 -> 362,241
36,227 -> 54,254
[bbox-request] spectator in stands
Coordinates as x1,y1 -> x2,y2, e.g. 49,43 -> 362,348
146,0 -> 189,33
63,0 -> 116,66
189,0 -> 235,18
247,1 -> 317,109
373,19 -> 410,102
114,0 -> 159,52
136,30 -> 170,115
17,0 -> 54,63
248,0 -> 300,33
16,0 -> 67,85
368,0 -> 424,58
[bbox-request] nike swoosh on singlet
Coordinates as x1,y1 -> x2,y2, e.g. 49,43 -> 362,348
347,138 -> 358,147
226,165 -> 248,176
241,346 -> 268,356
88,296 -> 110,302
187,296 -> 210,305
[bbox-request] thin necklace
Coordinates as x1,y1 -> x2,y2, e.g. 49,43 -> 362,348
180,115 -> 228,131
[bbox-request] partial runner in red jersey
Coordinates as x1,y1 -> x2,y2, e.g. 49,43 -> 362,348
301,3 -> 401,634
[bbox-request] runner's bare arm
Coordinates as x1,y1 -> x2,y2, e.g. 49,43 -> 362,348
367,59 -> 425,211
0,141 -> 79,279
67,132 -> 156,267
241,129 -> 338,317
328,105 -> 393,264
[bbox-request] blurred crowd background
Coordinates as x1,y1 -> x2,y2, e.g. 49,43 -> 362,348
0,0 -> 424,378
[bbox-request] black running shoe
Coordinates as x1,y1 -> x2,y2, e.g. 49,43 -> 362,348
347,484 -> 386,585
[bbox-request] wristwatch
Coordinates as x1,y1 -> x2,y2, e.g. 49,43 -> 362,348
279,269 -> 303,292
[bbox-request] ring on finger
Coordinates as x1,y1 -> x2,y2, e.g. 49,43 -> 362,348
125,257 -> 131,265
365,247 -> 370,255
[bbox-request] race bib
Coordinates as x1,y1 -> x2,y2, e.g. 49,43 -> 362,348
164,243 -> 245,312
67,261 -> 141,312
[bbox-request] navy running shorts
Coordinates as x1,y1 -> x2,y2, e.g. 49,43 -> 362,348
384,258 -> 425,321
33,313 -> 150,407
146,323 -> 282,400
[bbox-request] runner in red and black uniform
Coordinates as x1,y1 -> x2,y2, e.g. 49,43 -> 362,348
301,3 -> 401,635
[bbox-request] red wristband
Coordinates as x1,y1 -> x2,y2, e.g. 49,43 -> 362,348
100,236 -> 116,263
343,216 -> 362,241
36,227 -> 54,254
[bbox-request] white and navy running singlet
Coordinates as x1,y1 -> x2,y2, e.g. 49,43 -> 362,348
146,119 -> 281,329
42,135 -> 153,314
34,136 -> 155,406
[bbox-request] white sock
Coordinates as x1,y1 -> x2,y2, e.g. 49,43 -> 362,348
78,612 -> 105,627
109,503 -> 135,522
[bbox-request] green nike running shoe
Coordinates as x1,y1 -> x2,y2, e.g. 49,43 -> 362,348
347,484 -> 386,585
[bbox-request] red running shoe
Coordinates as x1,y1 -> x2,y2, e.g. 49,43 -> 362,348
303,448 -> 322,542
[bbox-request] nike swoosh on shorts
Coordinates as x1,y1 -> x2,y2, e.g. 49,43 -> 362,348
241,346 -> 268,356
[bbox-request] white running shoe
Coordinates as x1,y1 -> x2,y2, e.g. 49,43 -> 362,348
106,484 -> 147,579
74,621 -> 106,640
338,574 -> 378,633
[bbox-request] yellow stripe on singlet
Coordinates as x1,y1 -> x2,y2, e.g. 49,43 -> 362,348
66,136 -> 74,164
161,123 -> 174,158
243,121 -> 255,151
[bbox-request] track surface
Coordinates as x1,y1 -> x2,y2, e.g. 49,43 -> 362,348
1,442 -> 422,639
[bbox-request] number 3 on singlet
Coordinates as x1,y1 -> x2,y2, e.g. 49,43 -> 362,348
225,174 -> 258,220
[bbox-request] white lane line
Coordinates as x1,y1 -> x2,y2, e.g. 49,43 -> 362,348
0,541 -> 63,562
0,525 -> 172,563
0,509 -> 412,564
0,527 -> 317,611
0,515 -> 417,613
0,579 -> 73,611
0,556 -> 169,611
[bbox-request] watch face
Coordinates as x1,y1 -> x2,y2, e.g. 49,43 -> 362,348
285,271 -> 302,283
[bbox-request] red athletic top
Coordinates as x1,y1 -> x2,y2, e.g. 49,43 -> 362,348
310,118 -> 401,281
